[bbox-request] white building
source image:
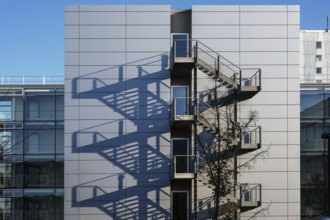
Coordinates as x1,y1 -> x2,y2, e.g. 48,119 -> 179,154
300,30 -> 330,83
64,5 -> 300,219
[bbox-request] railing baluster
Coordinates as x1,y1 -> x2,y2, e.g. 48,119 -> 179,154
195,41 -> 198,59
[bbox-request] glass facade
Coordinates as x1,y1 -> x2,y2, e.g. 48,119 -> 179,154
0,86 -> 64,220
301,85 -> 329,218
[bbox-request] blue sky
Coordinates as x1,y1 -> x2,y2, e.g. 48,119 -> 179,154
0,0 -> 329,77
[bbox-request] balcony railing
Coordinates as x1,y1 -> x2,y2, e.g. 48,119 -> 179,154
170,97 -> 194,126
240,183 -> 261,209
239,68 -> 261,89
240,126 -> 261,150
172,155 -> 197,179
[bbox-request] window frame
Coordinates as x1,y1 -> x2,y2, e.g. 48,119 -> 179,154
171,33 -> 189,58
316,55 -> 322,61
316,67 -> 322,74
171,86 -> 189,116
171,190 -> 189,220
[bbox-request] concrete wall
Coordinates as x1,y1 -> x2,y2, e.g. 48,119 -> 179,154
192,5 -> 300,219
65,5 -> 171,219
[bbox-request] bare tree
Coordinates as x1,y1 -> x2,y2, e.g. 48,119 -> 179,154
303,169 -> 327,219
195,87 -> 268,219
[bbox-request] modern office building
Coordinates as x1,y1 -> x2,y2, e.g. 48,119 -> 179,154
0,84 -> 64,219
300,30 -> 330,218
300,84 -> 328,218
64,5 -> 300,219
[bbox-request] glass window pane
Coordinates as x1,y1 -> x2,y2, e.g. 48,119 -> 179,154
26,96 -> 55,121
172,34 -> 189,57
0,99 -> 12,120
172,139 -> 188,155
25,130 -> 55,154
301,90 -> 324,118
172,87 -> 188,115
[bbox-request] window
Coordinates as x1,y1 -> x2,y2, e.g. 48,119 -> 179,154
243,190 -> 251,202
316,55 -> 322,61
243,133 -> 250,144
171,86 -> 189,115
316,68 -> 322,74
0,131 -> 12,153
28,102 -> 40,119
28,134 -> 39,153
0,99 -> 12,120
316,41 -> 322,49
171,33 -> 189,58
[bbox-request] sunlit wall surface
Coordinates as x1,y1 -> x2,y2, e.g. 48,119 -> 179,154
0,86 -> 64,220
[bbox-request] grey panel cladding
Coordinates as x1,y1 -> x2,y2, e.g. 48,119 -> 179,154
64,5 -> 171,220
192,5 -> 300,219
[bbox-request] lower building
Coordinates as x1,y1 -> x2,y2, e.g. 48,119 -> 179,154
300,30 -> 330,83
0,85 -> 64,219
300,83 -> 329,218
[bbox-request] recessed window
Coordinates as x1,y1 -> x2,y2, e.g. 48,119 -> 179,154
317,80 -> 322,83
0,99 -> 12,120
316,67 -> 322,74
316,55 -> 322,61
316,41 -> 322,49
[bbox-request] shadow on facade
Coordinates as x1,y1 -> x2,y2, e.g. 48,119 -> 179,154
70,54 -> 171,219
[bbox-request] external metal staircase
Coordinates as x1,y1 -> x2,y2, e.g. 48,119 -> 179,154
195,58 -> 237,89
170,39 -> 262,215
170,40 -> 261,102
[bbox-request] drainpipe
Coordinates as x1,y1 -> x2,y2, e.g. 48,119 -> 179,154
193,52 -> 198,220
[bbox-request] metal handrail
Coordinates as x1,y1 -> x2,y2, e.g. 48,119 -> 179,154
170,97 -> 241,132
170,97 -> 194,117
172,155 -> 197,175
240,183 -> 261,203
241,126 -> 261,145
170,39 -> 261,88
240,68 -> 261,87
197,98 -> 241,136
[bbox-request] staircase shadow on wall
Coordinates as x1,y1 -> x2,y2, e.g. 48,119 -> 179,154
70,54 -> 172,219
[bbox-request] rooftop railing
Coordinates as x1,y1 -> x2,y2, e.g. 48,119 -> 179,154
0,76 -> 63,85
